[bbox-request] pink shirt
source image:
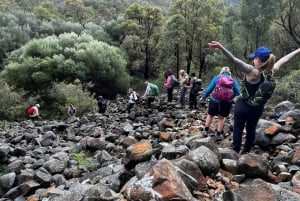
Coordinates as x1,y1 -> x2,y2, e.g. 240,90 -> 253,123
165,75 -> 173,88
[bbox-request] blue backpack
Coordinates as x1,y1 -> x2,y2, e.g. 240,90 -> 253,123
171,75 -> 179,87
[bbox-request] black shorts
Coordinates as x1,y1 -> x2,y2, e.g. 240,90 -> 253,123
208,100 -> 233,117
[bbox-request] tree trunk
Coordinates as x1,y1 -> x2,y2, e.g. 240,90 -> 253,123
176,43 -> 180,77
144,45 -> 150,80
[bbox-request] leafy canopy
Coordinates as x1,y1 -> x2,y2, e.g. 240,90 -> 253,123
1,32 -> 130,97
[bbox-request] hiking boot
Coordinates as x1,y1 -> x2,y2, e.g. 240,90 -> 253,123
240,149 -> 251,155
214,133 -> 223,141
201,129 -> 208,137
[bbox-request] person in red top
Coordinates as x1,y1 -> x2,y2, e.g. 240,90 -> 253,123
28,104 -> 41,120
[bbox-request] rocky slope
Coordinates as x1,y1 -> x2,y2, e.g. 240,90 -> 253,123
0,93 -> 300,201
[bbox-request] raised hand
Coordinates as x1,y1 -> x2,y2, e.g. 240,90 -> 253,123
208,41 -> 223,49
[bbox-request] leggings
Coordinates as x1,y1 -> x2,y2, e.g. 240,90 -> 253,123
189,92 -> 197,109
232,100 -> 264,153
167,87 -> 174,102
180,87 -> 187,105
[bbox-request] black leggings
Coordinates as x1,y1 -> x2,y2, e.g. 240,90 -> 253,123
232,100 -> 264,153
189,92 -> 197,109
167,87 -> 174,102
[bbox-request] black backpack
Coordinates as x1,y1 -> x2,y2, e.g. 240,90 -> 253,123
187,75 -> 192,86
242,73 -> 276,107
191,79 -> 202,95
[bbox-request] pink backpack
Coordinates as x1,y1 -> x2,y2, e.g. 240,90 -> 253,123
212,75 -> 234,101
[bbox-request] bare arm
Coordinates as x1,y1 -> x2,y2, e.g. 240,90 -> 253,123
208,41 -> 254,74
273,48 -> 300,73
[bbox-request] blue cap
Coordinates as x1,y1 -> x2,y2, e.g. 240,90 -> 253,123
249,47 -> 271,62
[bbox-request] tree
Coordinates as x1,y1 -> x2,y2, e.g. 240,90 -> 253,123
119,3 -> 163,79
0,12 -> 31,70
217,7 -> 245,78
1,33 -> 130,98
240,0 -> 277,53
84,0 -> 130,23
17,0 -> 40,13
33,6 -> 55,21
65,0 -> 94,27
156,14 -> 186,77
169,0 -> 225,77
275,0 -> 300,46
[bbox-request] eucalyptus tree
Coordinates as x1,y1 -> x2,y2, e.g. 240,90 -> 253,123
1,33 -> 130,98
64,0 -> 94,27
33,5 -> 55,21
275,0 -> 300,46
217,7 -> 245,78
169,0 -> 225,77
84,0 -> 130,23
156,14 -> 186,77
240,0 -> 277,53
119,3 -> 163,79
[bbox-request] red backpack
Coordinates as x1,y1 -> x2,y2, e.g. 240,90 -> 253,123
27,106 -> 35,115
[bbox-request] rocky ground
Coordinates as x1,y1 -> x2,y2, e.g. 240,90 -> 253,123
1,91 -> 300,201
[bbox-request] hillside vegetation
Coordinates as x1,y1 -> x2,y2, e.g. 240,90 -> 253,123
0,0 -> 299,120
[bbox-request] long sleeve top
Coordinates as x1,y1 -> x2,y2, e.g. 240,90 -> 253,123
180,74 -> 189,88
144,84 -> 151,97
164,75 -> 173,88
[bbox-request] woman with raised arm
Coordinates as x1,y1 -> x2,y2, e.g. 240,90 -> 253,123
208,41 -> 300,154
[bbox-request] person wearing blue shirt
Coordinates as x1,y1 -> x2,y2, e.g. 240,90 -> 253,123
201,67 -> 240,140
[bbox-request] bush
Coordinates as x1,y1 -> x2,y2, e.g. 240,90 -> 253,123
268,69 -> 300,106
0,81 -> 27,121
45,80 -> 97,119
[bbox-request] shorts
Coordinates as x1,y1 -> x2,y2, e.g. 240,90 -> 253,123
207,100 -> 233,117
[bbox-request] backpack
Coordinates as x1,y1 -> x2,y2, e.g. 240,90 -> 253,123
244,74 -> 276,107
212,75 -> 234,101
68,108 -> 76,116
191,79 -> 202,95
187,75 -> 192,86
133,91 -> 141,101
27,106 -> 35,115
150,84 -> 159,96
171,75 -> 179,87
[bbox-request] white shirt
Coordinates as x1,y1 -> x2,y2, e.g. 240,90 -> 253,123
144,84 -> 151,97
129,92 -> 138,103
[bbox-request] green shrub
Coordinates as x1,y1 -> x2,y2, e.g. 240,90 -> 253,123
269,69 -> 300,105
0,81 -> 28,121
45,80 -> 97,119
71,153 -> 89,166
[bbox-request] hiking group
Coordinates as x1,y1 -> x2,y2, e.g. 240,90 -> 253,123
126,41 -> 300,154
26,41 -> 300,155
